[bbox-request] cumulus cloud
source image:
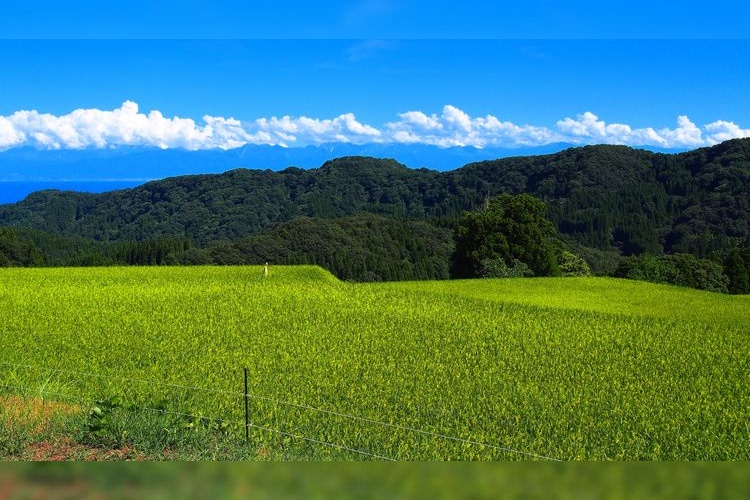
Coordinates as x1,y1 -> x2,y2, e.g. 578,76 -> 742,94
554,112 -> 750,148
0,116 -> 26,149
556,111 -> 674,146
0,101 -> 254,151
0,102 -> 385,151
703,120 -> 750,144
251,113 -> 382,147
385,105 -> 556,147
1,102 -> 749,151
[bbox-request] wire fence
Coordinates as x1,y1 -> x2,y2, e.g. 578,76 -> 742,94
0,361 -> 560,461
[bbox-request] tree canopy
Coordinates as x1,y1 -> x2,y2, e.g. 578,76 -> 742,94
2,141 -> 749,260
453,193 -> 560,278
1,140 -> 750,291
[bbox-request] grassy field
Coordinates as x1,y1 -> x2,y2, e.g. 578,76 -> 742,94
1,266 -> 748,460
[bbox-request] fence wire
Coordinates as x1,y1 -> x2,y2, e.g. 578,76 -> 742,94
0,361 -> 560,461
0,380 -> 391,461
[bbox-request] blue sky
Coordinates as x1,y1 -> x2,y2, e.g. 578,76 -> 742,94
2,1 -> 749,39
1,2 -> 749,151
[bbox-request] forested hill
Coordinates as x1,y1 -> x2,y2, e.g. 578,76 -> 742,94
1,139 -> 749,260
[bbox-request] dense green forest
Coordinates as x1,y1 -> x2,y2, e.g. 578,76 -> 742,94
0,216 -> 454,282
1,139 -> 749,291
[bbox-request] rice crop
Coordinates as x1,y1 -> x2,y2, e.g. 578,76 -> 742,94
1,266 -> 748,460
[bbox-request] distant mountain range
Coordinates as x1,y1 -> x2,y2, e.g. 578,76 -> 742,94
1,139 -> 747,264
0,141 -> 690,182
0,142 -> 566,204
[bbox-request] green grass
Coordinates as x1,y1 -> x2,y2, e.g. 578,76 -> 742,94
1,266 -> 748,460
392,277 -> 750,328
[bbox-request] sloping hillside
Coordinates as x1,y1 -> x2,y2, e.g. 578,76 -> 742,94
1,140 -> 749,258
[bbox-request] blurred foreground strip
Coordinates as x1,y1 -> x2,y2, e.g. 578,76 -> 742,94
1,463 -> 749,500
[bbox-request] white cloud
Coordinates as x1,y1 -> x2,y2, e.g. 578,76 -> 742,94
557,111 -> 607,138
0,101 -> 253,151
554,112 -> 737,148
656,115 -> 704,148
250,113 -> 381,147
385,105 -> 557,147
0,116 -> 26,149
397,110 -> 442,130
556,111 -> 670,146
703,120 -> 750,144
0,102 -> 749,151
443,105 -> 473,132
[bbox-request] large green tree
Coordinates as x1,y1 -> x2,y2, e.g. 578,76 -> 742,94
452,193 -> 560,278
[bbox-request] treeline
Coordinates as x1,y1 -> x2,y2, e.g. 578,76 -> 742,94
2,140 -> 749,259
614,249 -> 750,294
0,215 -> 454,282
1,140 -> 749,292
3,205 -> 750,293
204,215 -> 453,281
448,193 -> 750,294
0,227 -> 192,267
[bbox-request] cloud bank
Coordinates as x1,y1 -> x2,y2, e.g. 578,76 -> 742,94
1,101 -> 749,152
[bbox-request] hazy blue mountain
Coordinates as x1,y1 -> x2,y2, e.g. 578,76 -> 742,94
0,143 -> 586,182
0,143 -> 567,202
0,142 -> 689,204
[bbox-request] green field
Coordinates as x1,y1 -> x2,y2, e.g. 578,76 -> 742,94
1,266 -> 748,460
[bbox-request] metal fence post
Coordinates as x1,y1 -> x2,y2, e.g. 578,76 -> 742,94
244,367 -> 249,445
